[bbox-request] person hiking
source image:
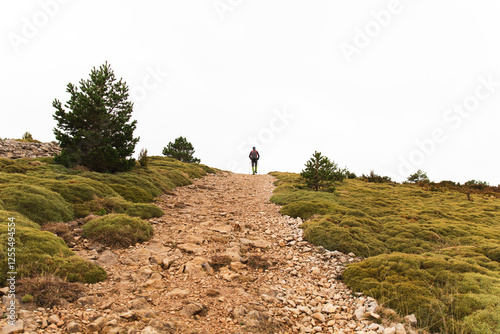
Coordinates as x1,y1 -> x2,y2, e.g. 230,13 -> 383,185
249,147 -> 260,175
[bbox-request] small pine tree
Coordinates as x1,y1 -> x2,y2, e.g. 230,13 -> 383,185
162,136 -> 200,163
53,62 -> 139,173
407,170 -> 429,183
137,148 -> 149,167
22,132 -> 34,140
301,151 -> 345,192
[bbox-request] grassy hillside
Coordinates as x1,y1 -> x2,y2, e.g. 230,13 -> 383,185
270,172 -> 500,334
0,156 -> 215,285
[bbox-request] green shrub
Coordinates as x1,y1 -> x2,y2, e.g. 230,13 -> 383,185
0,184 -> 73,224
360,170 -> 393,183
125,203 -> 164,219
138,148 -> 150,167
22,132 -> 34,140
280,200 -> 333,220
82,214 -> 153,247
0,224 -> 106,285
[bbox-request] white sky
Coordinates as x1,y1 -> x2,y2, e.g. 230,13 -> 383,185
1,0 -> 500,184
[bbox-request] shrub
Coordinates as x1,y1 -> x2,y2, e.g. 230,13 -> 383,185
0,223 -> 106,285
280,200 -> 333,220
125,203 -> 164,219
162,136 -> 201,163
0,184 -> 73,224
53,62 -> 139,172
361,170 -> 393,183
82,214 -> 153,247
17,275 -> 86,307
22,132 -> 33,140
465,180 -> 489,190
138,148 -> 150,167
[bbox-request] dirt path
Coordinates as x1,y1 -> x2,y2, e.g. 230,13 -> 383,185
15,173 -> 417,334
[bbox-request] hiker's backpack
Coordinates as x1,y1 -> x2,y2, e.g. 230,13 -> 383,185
250,150 -> 258,159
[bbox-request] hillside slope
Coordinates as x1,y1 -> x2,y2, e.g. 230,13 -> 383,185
270,172 -> 500,333
1,173 -> 419,334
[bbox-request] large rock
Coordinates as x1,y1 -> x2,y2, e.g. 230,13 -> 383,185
129,248 -> 152,264
98,250 -> 118,266
181,257 -> 213,277
1,320 -> 24,334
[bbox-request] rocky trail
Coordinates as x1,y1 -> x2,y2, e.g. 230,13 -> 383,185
3,173 -> 420,334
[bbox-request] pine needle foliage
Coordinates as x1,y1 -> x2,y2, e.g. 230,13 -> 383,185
162,136 -> 200,163
53,62 -> 139,173
300,151 -> 345,192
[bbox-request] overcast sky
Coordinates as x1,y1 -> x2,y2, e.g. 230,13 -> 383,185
1,1 -> 499,184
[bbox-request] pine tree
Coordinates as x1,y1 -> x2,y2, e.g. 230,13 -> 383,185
162,136 -> 200,163
53,62 -> 139,172
301,151 -> 345,191
407,169 -> 429,183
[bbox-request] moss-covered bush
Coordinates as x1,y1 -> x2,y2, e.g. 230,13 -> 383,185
82,214 -> 153,247
0,219 -> 106,285
0,184 -> 74,224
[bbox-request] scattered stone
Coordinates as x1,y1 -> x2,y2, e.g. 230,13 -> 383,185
48,314 -> 60,324
404,314 -> 418,327
240,238 -> 271,249
179,303 -> 204,317
166,288 -> 189,298
177,243 -> 205,255
66,321 -> 81,333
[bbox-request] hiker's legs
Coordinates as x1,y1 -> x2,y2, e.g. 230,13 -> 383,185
251,160 -> 257,174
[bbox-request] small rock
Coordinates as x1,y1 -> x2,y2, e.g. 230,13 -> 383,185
48,314 -> 60,324
404,314 -> 418,327
312,312 -> 326,323
321,303 -> 337,314
166,288 -> 189,298
311,267 -> 320,275
177,243 -> 204,255
395,323 -> 407,334
161,257 -> 174,269
77,296 -> 97,306
141,326 -> 159,334
119,310 -> 136,320
239,238 -> 271,249
354,306 -> 366,320
66,321 -> 81,333
297,305 -> 312,315
180,303 -> 204,317
383,327 -> 396,334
